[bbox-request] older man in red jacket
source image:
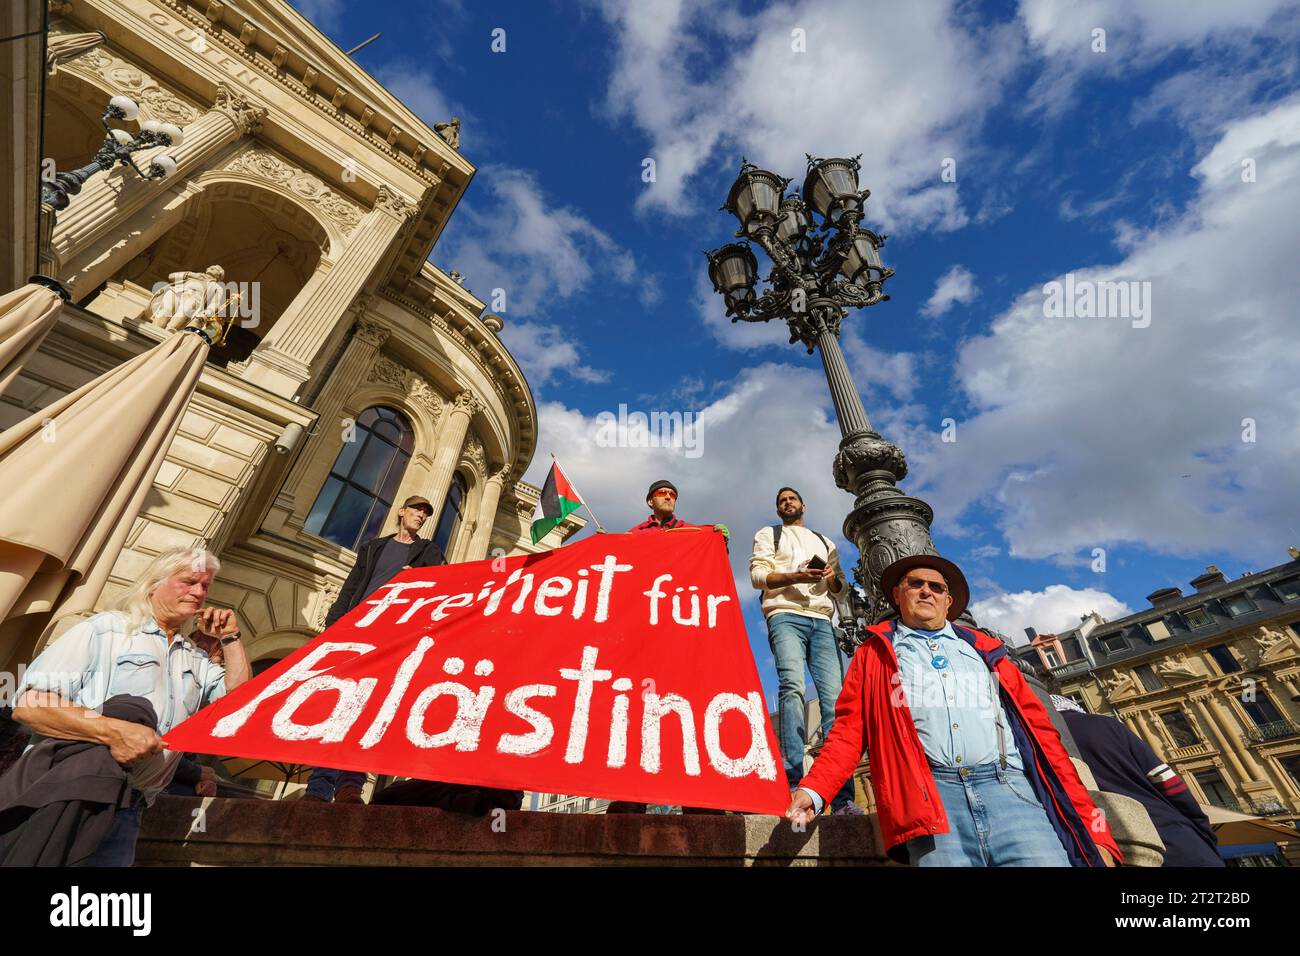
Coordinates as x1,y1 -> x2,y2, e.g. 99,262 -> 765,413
786,555 -> 1120,867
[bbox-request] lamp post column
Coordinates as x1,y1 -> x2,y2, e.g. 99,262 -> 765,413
805,306 -> 940,624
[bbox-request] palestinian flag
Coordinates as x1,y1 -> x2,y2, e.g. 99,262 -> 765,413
530,459 -> 583,544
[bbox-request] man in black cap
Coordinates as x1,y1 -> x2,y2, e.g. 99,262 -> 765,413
786,554 -> 1122,867
628,479 -> 729,543
304,494 -> 442,804
606,480 -> 729,814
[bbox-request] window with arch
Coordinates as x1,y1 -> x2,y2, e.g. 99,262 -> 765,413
433,471 -> 469,557
305,406 -> 414,550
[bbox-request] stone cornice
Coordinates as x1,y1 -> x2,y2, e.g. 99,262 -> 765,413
378,284 -> 535,439
156,0 -> 467,187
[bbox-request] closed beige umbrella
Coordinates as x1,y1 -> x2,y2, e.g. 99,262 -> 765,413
0,326 -> 210,668
47,31 -> 106,73
0,281 -> 67,396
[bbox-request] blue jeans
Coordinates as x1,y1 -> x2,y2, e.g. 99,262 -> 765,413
305,766 -> 367,800
768,612 -> 856,810
907,764 -> 1070,867
80,801 -> 143,867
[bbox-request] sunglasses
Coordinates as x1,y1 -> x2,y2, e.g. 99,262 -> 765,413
903,576 -> 948,595
652,490 -> 677,500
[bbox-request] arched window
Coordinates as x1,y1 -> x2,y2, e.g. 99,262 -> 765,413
305,406 -> 414,550
432,471 -> 468,557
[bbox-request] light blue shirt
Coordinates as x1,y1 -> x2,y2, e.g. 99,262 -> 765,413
889,620 -> 1021,773
800,619 -> 1020,814
15,611 -> 228,801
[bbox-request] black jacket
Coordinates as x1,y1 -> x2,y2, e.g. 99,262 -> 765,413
325,534 -> 445,628
1062,710 -> 1223,867
0,695 -> 157,867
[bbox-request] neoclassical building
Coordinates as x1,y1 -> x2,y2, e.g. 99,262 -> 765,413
1,0 -> 582,674
1015,551 -> 1300,851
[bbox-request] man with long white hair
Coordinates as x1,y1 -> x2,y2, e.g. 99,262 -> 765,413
0,546 -> 249,865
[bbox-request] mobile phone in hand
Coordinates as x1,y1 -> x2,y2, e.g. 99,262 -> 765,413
806,555 -> 827,571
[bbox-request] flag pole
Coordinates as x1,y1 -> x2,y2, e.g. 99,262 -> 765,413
551,452 -> 606,533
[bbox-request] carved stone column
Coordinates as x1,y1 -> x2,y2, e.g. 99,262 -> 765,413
467,467 -> 510,560
424,391 -> 480,532
244,186 -> 414,398
1191,696 -> 1251,782
1132,711 -> 1172,755
52,84 -> 265,288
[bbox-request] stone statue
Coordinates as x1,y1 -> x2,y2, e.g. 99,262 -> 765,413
1253,625 -> 1291,651
448,270 -> 465,286
434,116 -> 461,149
147,265 -> 229,341
1102,669 -> 1139,701
313,582 -> 342,631
1248,625 -> 1297,665
1155,652 -> 1205,681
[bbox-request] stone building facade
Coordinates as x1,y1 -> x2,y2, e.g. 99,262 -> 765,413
1,0 -> 582,675
1017,552 -> 1300,828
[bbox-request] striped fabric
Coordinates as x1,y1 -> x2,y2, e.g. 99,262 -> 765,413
1148,762 -> 1189,796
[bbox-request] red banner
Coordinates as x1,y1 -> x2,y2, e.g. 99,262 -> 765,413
165,529 -> 789,813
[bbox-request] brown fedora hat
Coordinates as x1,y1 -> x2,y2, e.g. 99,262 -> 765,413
880,554 -> 970,621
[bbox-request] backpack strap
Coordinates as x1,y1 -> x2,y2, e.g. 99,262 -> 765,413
773,525 -> 832,554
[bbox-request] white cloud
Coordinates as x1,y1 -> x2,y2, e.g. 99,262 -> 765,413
499,322 -> 610,389
592,0 -> 1023,230
440,166 -> 644,319
1017,0 -> 1300,114
971,584 -> 1132,642
904,95 -> 1300,565
1019,0 -> 1297,56
921,265 -> 978,318
436,166 -> 656,386
841,323 -> 920,401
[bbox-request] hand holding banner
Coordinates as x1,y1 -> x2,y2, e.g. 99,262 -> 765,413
165,530 -> 790,814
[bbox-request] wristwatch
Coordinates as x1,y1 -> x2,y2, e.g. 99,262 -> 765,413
220,632 -> 242,646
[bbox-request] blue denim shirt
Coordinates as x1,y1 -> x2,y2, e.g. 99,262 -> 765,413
801,619 -> 1020,814
15,612 -> 227,802
891,620 -> 1021,772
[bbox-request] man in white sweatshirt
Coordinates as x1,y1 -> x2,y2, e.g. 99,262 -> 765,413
749,487 -> 862,814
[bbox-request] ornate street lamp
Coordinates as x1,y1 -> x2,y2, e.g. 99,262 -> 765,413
706,154 -> 945,631
40,95 -> 183,212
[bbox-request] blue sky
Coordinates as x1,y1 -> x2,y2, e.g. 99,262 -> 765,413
293,0 -> 1300,705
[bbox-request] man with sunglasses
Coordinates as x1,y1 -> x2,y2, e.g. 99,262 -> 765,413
627,479 -> 729,544
785,555 -> 1122,868
606,479 -> 729,814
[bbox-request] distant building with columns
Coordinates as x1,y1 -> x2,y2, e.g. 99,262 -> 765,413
1,0 -> 583,677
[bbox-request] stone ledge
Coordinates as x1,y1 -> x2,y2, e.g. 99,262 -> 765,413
136,796 -> 892,867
